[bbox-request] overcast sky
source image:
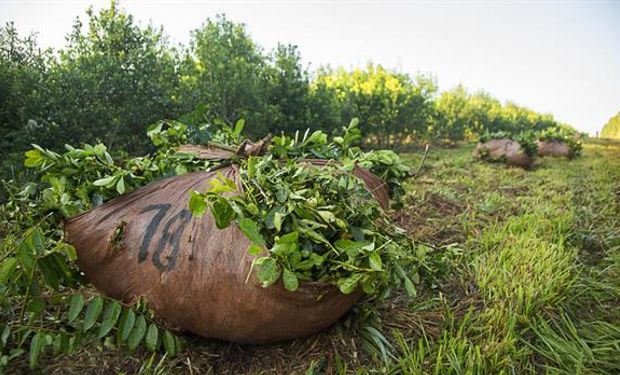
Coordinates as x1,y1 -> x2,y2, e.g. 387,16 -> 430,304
1,0 -> 619,135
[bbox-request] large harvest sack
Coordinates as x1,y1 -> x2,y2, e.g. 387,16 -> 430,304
473,138 -> 533,168
64,154 -> 389,344
536,140 -> 571,158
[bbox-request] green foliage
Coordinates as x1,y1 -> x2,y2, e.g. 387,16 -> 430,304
268,119 -> 411,204
0,22 -> 51,181
600,110 -> 620,139
431,85 -> 470,141
0,225 -> 183,370
190,124 -> 418,296
357,150 -> 411,206
434,86 -> 564,143
314,64 -> 438,146
0,3 -> 576,186
178,15 -> 272,136
44,2 -> 180,154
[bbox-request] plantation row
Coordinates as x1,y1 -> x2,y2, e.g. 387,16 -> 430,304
1,2 -> 574,175
601,110 -> 620,138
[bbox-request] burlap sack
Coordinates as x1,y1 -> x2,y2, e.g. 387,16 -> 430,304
473,138 -> 533,168
64,146 -> 389,344
536,140 -> 571,157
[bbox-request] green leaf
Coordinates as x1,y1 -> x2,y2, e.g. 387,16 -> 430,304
404,277 -> 417,297
51,333 -> 62,356
276,231 -> 299,245
145,324 -> 159,352
305,130 -> 328,145
98,302 -> 122,338
361,278 -> 376,294
270,243 -> 291,256
234,118 -> 245,136
207,173 -> 236,194
119,309 -> 136,342
393,263 -> 417,297
305,229 -> 329,244
239,218 -> 266,246
93,143 -> 107,156
174,335 -> 184,354
335,239 -> 365,257
59,243 -> 77,261
104,151 -> 114,164
67,294 -> 84,323
82,297 -> 103,332
29,332 -> 43,369
127,315 -> 147,351
338,274 -> 363,294
0,258 -> 17,284
24,149 -> 43,168
175,164 -> 188,175
116,176 -> 126,195
51,331 -> 70,356
188,191 -> 207,217
211,198 -> 234,229
146,122 -> 164,143
411,272 -> 420,284
368,252 -> 382,271
257,258 -> 280,287
275,188 -> 288,202
163,331 -> 176,356
317,210 -> 336,223
283,269 -> 299,291
92,175 -> 117,188
246,203 -> 259,216
1,326 -> 10,347
37,257 -> 60,290
31,228 -> 45,254
17,242 -> 35,272
274,212 -> 284,233
247,244 -> 263,256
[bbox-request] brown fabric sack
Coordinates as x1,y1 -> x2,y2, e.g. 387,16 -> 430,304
473,138 -> 533,168
536,140 -> 571,157
64,147 -> 389,344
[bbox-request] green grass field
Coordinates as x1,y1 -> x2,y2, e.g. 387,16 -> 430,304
16,139 -> 620,374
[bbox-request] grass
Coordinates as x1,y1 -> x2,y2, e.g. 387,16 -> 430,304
9,139 -> 620,374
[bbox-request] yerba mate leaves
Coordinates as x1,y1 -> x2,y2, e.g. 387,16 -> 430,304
6,119 -> 414,369
191,153 -> 417,296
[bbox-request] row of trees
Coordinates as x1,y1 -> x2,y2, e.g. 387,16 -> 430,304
601,111 -> 620,138
1,2 -> 571,167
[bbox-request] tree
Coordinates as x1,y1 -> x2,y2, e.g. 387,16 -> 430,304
432,85 -> 470,141
43,1 -> 179,153
314,64 -> 436,147
306,76 -> 343,135
601,110 -> 620,138
0,22 -> 50,158
178,15 -> 273,137
265,44 -> 311,134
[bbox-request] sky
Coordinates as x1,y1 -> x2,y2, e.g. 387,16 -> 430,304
1,0 -> 619,135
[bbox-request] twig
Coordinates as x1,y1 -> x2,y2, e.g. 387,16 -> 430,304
413,144 -> 430,177
206,141 -> 237,153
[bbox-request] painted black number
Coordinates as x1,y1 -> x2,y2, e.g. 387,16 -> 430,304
151,209 -> 192,272
138,204 -> 172,263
